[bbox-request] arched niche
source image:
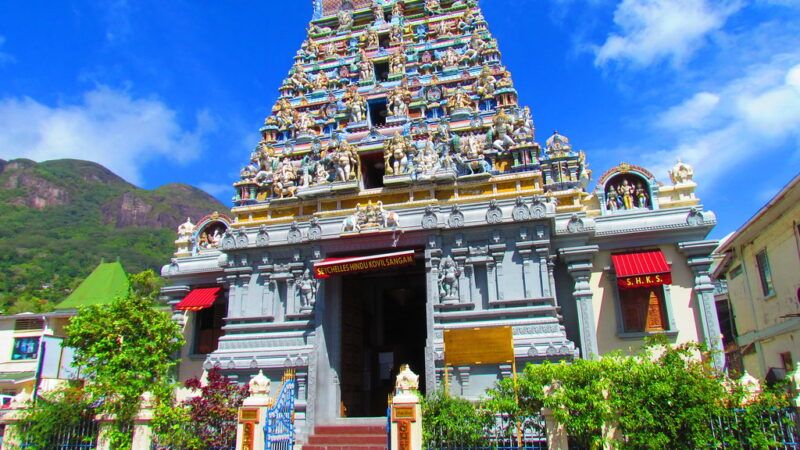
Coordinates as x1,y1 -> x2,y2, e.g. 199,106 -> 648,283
193,213 -> 233,253
596,164 -> 660,215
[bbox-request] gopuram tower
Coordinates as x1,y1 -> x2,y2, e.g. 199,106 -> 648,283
162,0 -> 721,437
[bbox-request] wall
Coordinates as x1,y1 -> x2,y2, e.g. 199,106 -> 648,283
592,244 -> 702,355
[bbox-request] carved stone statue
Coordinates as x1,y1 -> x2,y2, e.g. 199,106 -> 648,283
425,0 -> 442,15
275,98 -> 295,130
338,9 -> 354,32
438,256 -> 461,301
314,70 -> 330,91
415,135 -> 440,176
296,269 -> 318,310
388,85 -> 411,117
248,370 -> 271,398
373,3 -> 385,24
449,86 -> 473,111
332,140 -> 359,182
364,28 -> 380,49
669,159 -> 694,185
488,109 -> 517,152
295,110 -> 316,134
474,65 -> 497,98
389,51 -> 406,76
287,62 -> 313,93
323,41 -> 339,59
395,364 -> 419,396
345,90 -> 367,123
442,47 -> 460,67
359,58 -> 375,81
435,18 -> 452,38
389,24 -> 404,46
384,131 -> 415,176
273,157 -> 298,199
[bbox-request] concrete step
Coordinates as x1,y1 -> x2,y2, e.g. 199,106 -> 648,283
303,446 -> 387,450
303,422 -> 388,450
308,434 -> 387,445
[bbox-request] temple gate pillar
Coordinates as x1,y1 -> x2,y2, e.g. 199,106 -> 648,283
678,240 -> 725,370
236,371 -> 273,450
559,245 -> 600,359
391,365 -> 422,450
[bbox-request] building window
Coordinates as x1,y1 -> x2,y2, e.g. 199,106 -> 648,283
14,318 -> 44,332
755,249 -> 775,297
619,287 -> 667,333
194,301 -> 226,355
11,337 -> 40,360
780,352 -> 794,372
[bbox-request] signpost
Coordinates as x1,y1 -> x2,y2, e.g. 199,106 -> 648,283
443,326 -> 522,448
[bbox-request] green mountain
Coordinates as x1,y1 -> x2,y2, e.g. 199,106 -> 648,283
0,158 -> 228,314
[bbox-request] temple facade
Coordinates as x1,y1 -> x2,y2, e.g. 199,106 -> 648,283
160,0 -> 721,438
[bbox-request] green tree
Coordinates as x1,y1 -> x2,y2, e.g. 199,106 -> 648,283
64,284 -> 184,450
15,384 -> 96,449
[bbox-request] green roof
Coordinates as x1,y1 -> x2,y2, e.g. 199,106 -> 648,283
55,261 -> 130,310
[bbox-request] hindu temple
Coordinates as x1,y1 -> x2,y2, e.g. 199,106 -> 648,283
161,0 -> 722,440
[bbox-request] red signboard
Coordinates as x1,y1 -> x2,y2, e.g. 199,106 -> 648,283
313,251 -> 415,279
618,273 -> 672,289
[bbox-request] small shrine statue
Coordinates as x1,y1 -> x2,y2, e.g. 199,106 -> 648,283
384,131 -> 415,176
333,140 -> 359,182
425,0 -> 442,15
669,159 -> 694,185
438,256 -> 461,301
248,370 -> 271,398
496,67 -> 513,89
635,182 -> 649,208
364,28 -> 380,49
449,87 -> 473,111
314,163 -> 330,185
392,1 -> 405,22
620,179 -> 634,210
296,269 -> 318,310
395,365 -> 420,397
275,98 -> 295,130
415,135 -> 440,176
323,41 -> 339,59
606,187 -> 620,211
338,9 -> 354,32
359,58 -> 375,81
435,18 -> 452,38
177,218 -> 195,241
308,23 -> 332,37
442,47 -> 460,67
295,110 -> 316,135
488,109 -> 517,152
273,157 -> 298,199
373,3 -> 386,24
388,85 -> 411,117
513,106 -> 535,142
345,90 -> 367,123
287,62 -> 313,93
389,51 -> 406,76
314,70 -> 330,91
389,24 -> 404,46
458,10 -> 477,34
474,65 -> 497,98
300,39 -> 320,62
462,33 -> 488,66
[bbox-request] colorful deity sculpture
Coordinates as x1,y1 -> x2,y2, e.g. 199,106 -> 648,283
488,109 -> 517,152
344,88 -> 367,123
287,63 -> 313,93
296,269 -> 318,310
449,87 -> 473,111
435,18 -> 452,38
275,98 -> 295,130
384,132 -> 415,176
389,24 -> 404,46
359,57 -> 375,81
364,28 -> 380,49
338,9 -> 354,32
295,110 -> 316,135
373,3 -> 386,24
388,84 -> 412,117
332,140 -> 359,183
438,256 -> 461,301
273,157 -> 298,199
389,51 -> 406,76
474,65 -> 497,98
442,47 -> 460,67
462,33 -> 488,65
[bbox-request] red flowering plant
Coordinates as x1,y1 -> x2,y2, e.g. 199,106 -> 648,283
152,366 -> 249,450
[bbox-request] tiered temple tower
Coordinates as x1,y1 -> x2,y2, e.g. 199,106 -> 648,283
162,0 -> 722,438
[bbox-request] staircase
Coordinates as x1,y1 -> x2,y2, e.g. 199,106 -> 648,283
303,419 -> 388,450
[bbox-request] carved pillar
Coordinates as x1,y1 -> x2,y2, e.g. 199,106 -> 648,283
535,242 -> 552,298
457,366 -> 471,396
486,261 -> 498,302
296,369 -> 308,401
464,263 -> 476,304
678,240 -> 725,370
490,242 -> 506,300
559,246 -> 600,359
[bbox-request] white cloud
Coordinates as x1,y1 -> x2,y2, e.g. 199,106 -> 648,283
643,58 -> 800,183
595,0 -> 743,67
0,86 -> 214,185
657,92 -> 720,129
0,35 -> 14,65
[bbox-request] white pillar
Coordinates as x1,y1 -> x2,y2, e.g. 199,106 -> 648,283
391,365 -> 423,450
236,370 -> 273,450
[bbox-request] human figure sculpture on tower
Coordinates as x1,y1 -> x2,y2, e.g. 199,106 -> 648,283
359,58 -> 375,82
287,63 -> 313,94
438,256 -> 461,301
296,269 -> 317,310
449,86 -> 473,111
442,47 -> 460,67
345,90 -> 367,123
295,110 -> 316,135
333,140 -> 359,182
338,9 -> 354,32
389,51 -> 406,76
389,24 -> 404,46
474,65 -> 497,98
275,98 -> 295,130
489,109 -> 517,152
388,85 -> 411,117
384,132 -> 415,176
273,158 -> 298,199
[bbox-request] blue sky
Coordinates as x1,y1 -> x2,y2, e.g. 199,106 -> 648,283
0,0 -> 798,239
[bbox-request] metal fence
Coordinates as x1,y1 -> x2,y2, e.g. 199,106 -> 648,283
19,417 -> 99,449
426,414 -> 548,450
711,408 -> 800,449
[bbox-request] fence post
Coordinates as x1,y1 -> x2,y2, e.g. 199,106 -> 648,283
95,414 -> 115,450
789,367 -> 800,435
132,392 -> 155,450
541,408 -> 568,450
390,365 -> 422,450
236,370 -> 273,450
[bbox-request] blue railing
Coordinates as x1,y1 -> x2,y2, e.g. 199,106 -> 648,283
264,371 -> 297,450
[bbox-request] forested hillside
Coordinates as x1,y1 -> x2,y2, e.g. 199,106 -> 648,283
0,158 -> 228,314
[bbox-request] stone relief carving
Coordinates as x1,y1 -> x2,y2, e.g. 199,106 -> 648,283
235,229 -> 249,248
421,205 -> 439,229
438,256 -> 461,302
342,201 -> 401,233
448,204 -> 465,228
566,214 -> 586,233
296,268 -> 318,312
486,199 -> 503,224
287,221 -> 303,243
256,225 -> 270,246
221,229 -> 237,250
308,217 -> 323,241
687,208 -> 705,226
512,197 -> 531,221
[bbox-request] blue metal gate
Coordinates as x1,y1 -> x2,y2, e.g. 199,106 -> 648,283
264,370 -> 297,450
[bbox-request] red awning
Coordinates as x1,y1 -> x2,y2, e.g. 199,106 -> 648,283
612,250 -> 672,289
314,250 -> 416,279
175,287 -> 221,311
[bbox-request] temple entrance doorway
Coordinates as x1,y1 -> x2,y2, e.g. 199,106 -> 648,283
339,261 -> 427,417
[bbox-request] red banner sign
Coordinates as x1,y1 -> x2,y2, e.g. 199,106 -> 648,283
618,273 -> 672,289
314,251 -> 415,279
